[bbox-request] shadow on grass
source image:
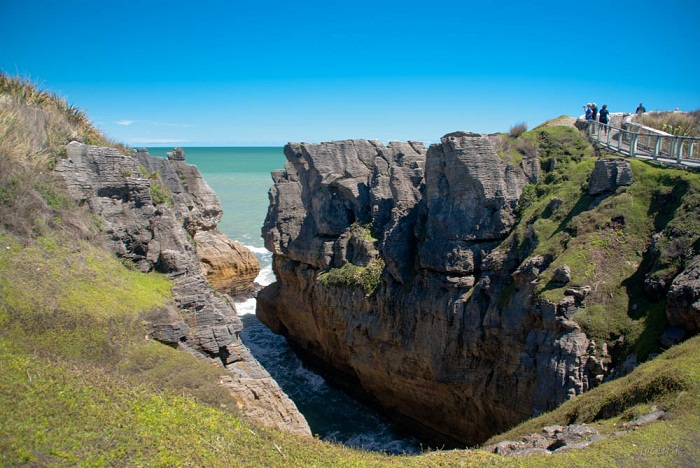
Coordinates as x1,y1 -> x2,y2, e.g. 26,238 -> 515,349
551,191 -> 593,238
646,171 -> 689,232
621,254 -> 668,358
538,279 -> 566,296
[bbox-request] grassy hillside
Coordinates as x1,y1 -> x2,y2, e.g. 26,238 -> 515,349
497,124 -> 700,360
1,75 -> 698,466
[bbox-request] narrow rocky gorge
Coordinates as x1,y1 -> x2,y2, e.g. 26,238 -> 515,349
258,134 -> 632,445
56,143 -> 310,436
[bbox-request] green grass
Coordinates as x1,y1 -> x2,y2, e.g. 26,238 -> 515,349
0,230 -> 503,466
0,234 -> 170,361
349,221 -> 378,243
1,339 -> 390,467
484,335 -> 700,466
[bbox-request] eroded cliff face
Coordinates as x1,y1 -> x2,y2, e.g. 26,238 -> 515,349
258,134 -> 607,445
56,142 -> 310,436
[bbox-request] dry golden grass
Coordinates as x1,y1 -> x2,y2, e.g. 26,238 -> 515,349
0,74 -> 117,239
637,110 -> 700,137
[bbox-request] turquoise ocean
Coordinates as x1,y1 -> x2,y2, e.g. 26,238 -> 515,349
147,147 -> 420,454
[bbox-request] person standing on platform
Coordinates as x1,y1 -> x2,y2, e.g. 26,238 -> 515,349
599,104 -> 610,134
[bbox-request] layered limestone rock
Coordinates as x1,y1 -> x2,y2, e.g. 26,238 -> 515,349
136,147 -> 260,296
666,254 -> 700,335
194,229 -> 260,296
588,158 -> 633,196
56,142 -> 309,436
258,134 -> 606,446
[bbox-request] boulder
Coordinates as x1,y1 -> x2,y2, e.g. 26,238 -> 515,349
195,229 -> 260,297
167,147 -> 186,161
588,158 -> 633,195
552,265 -> 571,284
666,255 -> 700,335
482,423 -> 602,457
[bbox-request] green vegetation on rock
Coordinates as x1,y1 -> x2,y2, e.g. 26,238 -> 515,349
498,125 -> 700,360
318,258 -> 385,296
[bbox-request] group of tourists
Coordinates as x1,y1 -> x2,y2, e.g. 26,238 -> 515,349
583,102 -> 611,134
584,102 -> 610,125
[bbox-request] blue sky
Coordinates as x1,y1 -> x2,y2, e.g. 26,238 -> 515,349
2,0 -> 699,146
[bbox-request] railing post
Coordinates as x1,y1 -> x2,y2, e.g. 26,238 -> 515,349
618,128 -> 624,153
630,133 -> 637,158
668,138 -> 676,161
677,138 -> 684,163
653,136 -> 660,160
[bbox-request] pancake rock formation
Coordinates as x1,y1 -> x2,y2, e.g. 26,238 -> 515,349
56,143 -> 309,436
258,134 -> 609,446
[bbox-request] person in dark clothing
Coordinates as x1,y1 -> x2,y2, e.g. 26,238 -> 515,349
599,104 -> 610,134
636,103 -> 646,114
591,103 -> 598,121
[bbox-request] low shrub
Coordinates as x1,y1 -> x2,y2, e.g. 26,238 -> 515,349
318,258 -> 385,295
509,121 -> 528,138
639,111 -> 700,137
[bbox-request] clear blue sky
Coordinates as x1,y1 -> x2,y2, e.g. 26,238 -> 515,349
2,0 -> 699,146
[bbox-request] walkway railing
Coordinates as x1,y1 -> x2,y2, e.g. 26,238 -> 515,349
586,119 -> 700,167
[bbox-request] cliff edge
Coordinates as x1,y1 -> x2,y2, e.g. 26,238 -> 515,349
56,143 -> 310,436
259,130 -> 700,445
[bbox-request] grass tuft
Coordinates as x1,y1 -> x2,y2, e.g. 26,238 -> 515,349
318,258 -> 385,296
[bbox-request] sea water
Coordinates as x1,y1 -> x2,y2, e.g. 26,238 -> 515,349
147,147 -> 421,454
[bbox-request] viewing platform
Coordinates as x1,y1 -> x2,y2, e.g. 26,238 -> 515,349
578,113 -> 700,170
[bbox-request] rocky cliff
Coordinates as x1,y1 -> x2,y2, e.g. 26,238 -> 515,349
258,134 -> 640,445
56,142 -> 310,436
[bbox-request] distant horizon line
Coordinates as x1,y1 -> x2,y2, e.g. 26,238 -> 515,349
140,141 -> 442,148
142,145 -> 286,148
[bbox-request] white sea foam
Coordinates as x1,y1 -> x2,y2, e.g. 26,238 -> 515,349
244,245 -> 270,255
235,297 -> 257,316
234,251 -> 275,316
255,265 -> 275,287
293,363 -> 329,394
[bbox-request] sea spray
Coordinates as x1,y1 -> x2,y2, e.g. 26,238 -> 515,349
235,247 -> 274,317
